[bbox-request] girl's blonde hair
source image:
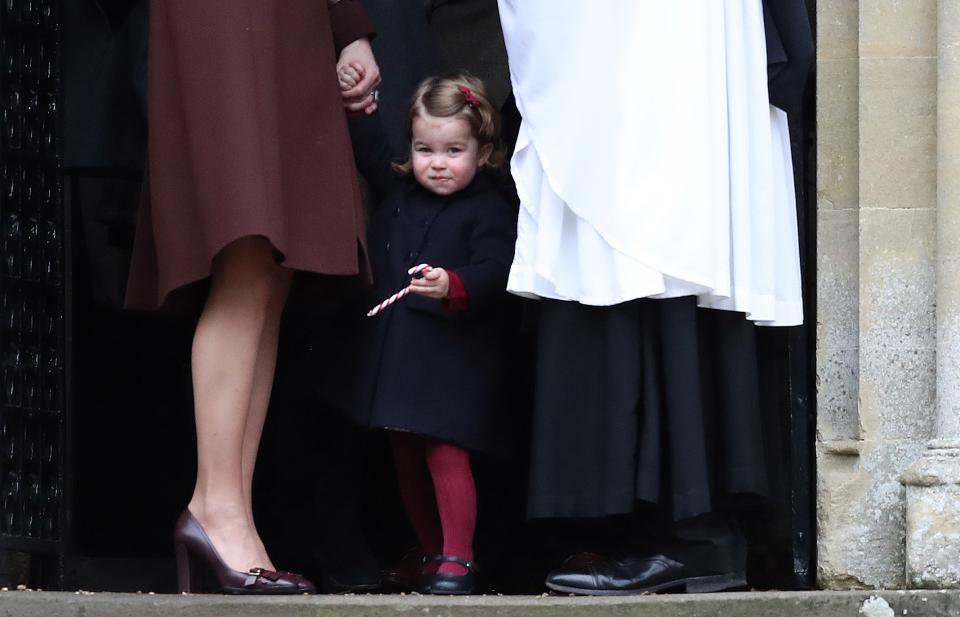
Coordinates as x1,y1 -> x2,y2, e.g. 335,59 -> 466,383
394,73 -> 505,174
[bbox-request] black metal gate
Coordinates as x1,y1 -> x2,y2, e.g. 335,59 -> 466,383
789,0 -> 817,589
0,0 -> 67,589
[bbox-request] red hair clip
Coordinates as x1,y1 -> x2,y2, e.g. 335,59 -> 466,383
458,85 -> 480,108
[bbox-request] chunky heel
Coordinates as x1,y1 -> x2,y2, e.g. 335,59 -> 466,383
175,542 -> 199,593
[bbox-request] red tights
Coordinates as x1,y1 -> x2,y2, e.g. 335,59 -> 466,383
390,432 -> 476,575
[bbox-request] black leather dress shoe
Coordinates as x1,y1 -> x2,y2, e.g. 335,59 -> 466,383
545,551 -> 745,596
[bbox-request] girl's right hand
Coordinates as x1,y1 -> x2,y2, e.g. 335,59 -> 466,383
408,267 -> 450,300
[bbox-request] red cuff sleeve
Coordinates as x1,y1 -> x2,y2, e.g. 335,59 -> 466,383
444,271 -> 469,312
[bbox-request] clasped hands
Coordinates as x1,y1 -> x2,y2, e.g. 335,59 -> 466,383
337,38 -> 380,114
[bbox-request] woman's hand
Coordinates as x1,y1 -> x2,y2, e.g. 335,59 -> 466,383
408,267 -> 450,299
337,38 -> 380,115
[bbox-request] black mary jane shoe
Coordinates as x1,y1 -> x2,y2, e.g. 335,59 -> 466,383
417,555 -> 479,595
544,551 -> 745,596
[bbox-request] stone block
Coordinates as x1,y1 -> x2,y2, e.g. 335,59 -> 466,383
859,346 -> 936,440
817,59 -> 859,211
941,188 -> 960,262
941,68 -> 960,261
857,208 -> 936,440
937,313 -> 960,439
860,58 -> 937,210
818,0 -> 859,60
944,2 -> 960,67
860,0 -> 937,58
817,347 -> 860,441
859,208 -> 936,352
817,209 -> 860,442
903,448 -> 960,588
818,440 -> 928,589
817,209 -> 859,349
937,0 -> 960,440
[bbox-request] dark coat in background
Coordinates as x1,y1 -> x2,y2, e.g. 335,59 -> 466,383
63,2 -> 148,308
426,0 -> 511,111
360,0 -> 436,154
125,0 -> 376,309
763,0 -> 815,115
333,112 -> 518,456
63,0 -> 148,171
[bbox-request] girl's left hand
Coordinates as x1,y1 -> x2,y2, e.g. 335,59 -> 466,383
408,267 -> 449,299
337,38 -> 381,115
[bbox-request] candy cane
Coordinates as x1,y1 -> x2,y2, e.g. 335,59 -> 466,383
366,264 -> 432,317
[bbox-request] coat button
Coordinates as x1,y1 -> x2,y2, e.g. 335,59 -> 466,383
395,207 -> 401,216
406,251 -> 414,261
386,242 -> 391,252
422,218 -> 429,227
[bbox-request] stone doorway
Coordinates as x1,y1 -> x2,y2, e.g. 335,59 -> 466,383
0,0 -> 820,593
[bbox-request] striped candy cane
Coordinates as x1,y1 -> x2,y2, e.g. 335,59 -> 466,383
366,264 -> 432,317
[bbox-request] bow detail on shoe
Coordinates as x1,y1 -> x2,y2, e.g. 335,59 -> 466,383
238,567 -> 315,593
245,567 -> 282,585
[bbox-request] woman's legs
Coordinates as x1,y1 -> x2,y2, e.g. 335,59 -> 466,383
187,236 -> 289,572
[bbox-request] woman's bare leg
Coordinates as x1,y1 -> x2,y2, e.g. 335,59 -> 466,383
240,266 -> 293,566
186,236 -> 285,572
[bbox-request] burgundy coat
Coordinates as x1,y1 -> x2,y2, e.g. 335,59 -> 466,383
126,0 -> 375,308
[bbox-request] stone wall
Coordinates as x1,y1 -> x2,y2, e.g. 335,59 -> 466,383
816,0 -> 939,589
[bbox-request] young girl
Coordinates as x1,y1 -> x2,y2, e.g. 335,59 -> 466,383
336,71 -> 517,595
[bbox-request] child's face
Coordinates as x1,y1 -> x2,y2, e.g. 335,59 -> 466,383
410,113 -> 492,196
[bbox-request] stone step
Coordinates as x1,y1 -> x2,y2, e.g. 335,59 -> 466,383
0,590 -> 957,617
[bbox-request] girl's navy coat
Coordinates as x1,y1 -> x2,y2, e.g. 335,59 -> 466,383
337,112 -> 517,455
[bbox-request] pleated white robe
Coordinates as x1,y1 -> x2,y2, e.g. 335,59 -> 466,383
499,0 -> 803,326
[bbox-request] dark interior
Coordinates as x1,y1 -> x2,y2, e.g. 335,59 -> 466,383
44,0 -> 818,594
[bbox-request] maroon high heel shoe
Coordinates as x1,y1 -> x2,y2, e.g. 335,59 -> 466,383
173,509 -> 315,594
